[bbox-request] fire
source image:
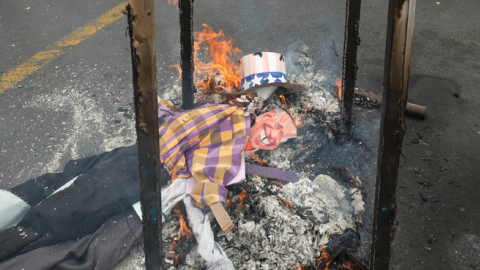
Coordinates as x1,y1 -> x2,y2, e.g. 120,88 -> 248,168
173,205 -> 193,241
322,248 -> 332,270
256,177 -> 260,183
226,198 -> 233,211
294,113 -> 303,127
252,152 -> 268,165
335,77 -> 342,101
170,64 -> 182,80
167,0 -> 179,11
316,247 -> 331,270
303,103 -> 311,114
238,190 -> 247,207
170,24 -> 242,92
197,24 -> 243,92
285,198 -> 293,210
169,237 -> 180,264
341,261 -> 362,269
279,95 -> 287,105
296,261 -> 306,270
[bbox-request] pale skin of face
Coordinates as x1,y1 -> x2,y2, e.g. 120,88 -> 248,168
249,110 -> 297,150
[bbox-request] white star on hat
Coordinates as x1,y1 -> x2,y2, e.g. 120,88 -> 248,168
250,74 -> 262,86
242,80 -> 251,90
266,73 -> 276,84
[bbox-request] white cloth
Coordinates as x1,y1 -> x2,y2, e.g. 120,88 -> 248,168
132,178 -> 234,269
183,197 -> 234,270
0,190 -> 31,229
133,178 -> 188,222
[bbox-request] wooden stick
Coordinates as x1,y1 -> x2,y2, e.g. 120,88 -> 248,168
354,88 -> 426,119
370,1 -> 416,269
126,0 -> 164,269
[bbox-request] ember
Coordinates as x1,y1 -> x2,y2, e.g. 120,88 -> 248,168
296,138 -> 316,148
341,261 -> 362,269
279,95 -> 287,105
336,77 -> 342,101
226,198 -> 233,211
270,179 -> 284,187
285,198 -> 293,210
237,190 -> 247,207
252,152 -> 268,165
297,261 -> 307,270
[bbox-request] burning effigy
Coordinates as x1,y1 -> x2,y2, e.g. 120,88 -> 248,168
0,25 -> 376,270
137,25 -> 373,270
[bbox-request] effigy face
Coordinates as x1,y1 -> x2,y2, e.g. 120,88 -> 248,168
249,109 -> 297,150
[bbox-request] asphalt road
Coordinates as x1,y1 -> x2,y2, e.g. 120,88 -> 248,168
1,0 -> 480,269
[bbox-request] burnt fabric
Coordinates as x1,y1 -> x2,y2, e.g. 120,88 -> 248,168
0,206 -> 142,270
0,145 -> 141,262
158,99 -> 250,209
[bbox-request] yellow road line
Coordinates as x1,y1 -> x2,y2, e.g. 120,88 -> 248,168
0,2 -> 127,93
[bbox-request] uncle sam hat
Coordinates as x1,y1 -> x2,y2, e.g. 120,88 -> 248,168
220,51 -> 308,98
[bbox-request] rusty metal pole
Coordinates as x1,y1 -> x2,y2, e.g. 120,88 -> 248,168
341,0 -> 362,134
126,0 -> 164,269
370,0 -> 416,269
179,0 -> 195,110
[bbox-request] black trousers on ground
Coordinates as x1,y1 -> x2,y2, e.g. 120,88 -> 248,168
0,145 -> 141,264
0,206 -> 142,270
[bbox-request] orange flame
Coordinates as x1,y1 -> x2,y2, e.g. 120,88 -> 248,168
279,95 -> 287,105
226,198 -> 233,211
296,261 -> 307,270
341,262 -> 362,269
252,152 -> 268,165
238,190 -> 247,207
303,103 -> 311,114
256,177 -> 260,183
321,248 -> 332,270
167,0 -> 179,11
173,205 -> 193,242
285,198 -> 293,210
170,25 -> 242,93
169,237 -> 180,264
195,24 -> 242,92
294,113 -> 303,127
170,64 -> 182,80
336,77 -> 342,101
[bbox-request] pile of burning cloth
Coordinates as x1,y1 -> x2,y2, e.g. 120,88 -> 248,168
0,52 -> 308,269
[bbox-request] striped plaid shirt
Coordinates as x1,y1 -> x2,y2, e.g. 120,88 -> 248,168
158,100 -> 250,209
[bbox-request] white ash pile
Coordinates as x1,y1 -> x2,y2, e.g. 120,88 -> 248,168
217,174 -> 364,269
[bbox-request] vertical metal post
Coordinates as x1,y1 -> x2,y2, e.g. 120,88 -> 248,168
179,0 -> 195,110
126,0 -> 164,269
341,0 -> 362,132
370,0 -> 416,269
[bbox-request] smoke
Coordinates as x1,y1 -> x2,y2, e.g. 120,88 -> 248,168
284,40 -> 316,76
